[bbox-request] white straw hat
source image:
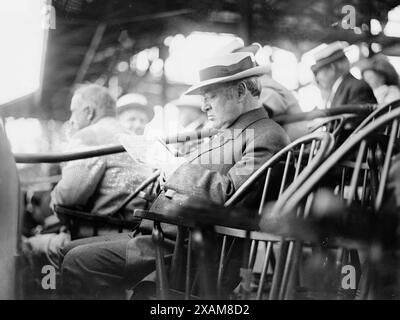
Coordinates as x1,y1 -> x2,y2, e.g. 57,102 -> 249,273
185,52 -> 268,95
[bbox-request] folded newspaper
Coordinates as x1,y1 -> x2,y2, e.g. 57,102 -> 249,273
118,134 -> 186,176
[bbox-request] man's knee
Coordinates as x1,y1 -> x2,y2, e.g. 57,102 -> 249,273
61,245 -> 91,278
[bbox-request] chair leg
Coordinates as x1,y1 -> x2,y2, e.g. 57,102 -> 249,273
256,241 -> 273,300
192,226 -> 218,299
169,227 -> 186,290
269,240 -> 289,300
284,240 -> 303,300
153,222 -> 169,299
278,240 -> 295,300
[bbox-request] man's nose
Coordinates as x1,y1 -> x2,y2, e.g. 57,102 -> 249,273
201,102 -> 211,112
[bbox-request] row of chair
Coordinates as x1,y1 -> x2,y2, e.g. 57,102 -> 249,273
6,99 -> 399,299
133,99 -> 400,299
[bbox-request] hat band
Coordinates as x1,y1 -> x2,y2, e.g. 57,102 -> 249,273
312,50 -> 346,73
199,56 -> 256,81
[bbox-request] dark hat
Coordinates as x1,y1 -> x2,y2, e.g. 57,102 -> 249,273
116,93 -> 154,120
361,55 -> 400,86
311,41 -> 349,73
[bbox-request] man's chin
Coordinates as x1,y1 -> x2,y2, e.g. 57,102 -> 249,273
208,120 -> 220,130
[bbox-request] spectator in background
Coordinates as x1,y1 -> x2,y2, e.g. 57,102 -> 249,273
312,41 -> 377,109
361,55 -> 400,105
116,93 -> 154,135
51,84 -> 154,220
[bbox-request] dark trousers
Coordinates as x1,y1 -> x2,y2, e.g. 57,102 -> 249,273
59,231 -> 174,299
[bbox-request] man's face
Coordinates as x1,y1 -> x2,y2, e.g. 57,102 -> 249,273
201,85 -> 242,129
118,109 -> 149,135
69,94 -> 91,132
315,65 -> 336,91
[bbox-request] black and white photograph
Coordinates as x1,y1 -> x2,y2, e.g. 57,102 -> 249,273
0,0 -> 400,307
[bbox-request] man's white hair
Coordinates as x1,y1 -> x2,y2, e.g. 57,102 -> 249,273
74,84 -> 116,117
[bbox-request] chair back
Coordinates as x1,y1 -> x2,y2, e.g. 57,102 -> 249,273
269,108 -> 400,300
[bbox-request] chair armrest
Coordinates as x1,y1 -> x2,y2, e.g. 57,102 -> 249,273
134,203 -> 259,231
55,205 -> 139,229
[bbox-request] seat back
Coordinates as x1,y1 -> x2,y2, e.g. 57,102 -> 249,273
0,123 -> 22,299
310,115 -> 348,137
269,108 -> 400,300
213,131 -> 334,300
352,99 -> 400,135
279,107 -> 400,216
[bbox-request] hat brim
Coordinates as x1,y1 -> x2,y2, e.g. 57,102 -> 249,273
311,51 -> 347,74
117,104 -> 154,121
184,65 -> 268,95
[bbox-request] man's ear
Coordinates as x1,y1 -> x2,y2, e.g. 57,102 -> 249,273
237,82 -> 247,102
85,106 -> 95,121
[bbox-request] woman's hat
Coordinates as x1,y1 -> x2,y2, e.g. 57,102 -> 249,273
185,51 -> 268,95
116,93 -> 154,120
361,55 -> 399,86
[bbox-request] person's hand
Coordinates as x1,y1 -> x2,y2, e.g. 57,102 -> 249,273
159,157 -> 186,188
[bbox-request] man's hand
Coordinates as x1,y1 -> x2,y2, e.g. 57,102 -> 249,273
159,157 -> 186,188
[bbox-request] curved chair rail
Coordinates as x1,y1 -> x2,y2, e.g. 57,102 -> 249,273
276,107 -> 400,216
274,104 -> 375,125
13,128 -> 218,164
352,99 -> 400,134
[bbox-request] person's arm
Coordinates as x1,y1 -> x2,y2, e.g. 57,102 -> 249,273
164,125 -> 289,204
50,157 -> 106,209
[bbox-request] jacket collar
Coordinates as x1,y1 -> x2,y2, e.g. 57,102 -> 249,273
186,107 -> 269,162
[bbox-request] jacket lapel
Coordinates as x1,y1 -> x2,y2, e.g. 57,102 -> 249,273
186,108 -> 269,163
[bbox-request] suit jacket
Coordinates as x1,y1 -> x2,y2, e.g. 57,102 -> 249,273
330,72 -> 377,108
140,107 -> 290,234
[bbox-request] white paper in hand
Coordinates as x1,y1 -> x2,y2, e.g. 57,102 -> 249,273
118,134 -> 185,174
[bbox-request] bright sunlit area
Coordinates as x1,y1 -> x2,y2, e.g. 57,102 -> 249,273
164,32 -> 244,84
384,5 -> 400,37
0,0 -> 47,105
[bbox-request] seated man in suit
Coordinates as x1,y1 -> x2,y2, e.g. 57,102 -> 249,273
59,51 -> 290,298
311,41 -> 377,109
51,84 -> 154,221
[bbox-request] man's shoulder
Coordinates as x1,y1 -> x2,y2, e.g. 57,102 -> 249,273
71,117 -> 126,147
246,113 -> 290,144
341,73 -> 371,91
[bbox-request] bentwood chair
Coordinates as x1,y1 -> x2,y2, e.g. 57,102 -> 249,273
352,99 -> 400,135
134,131 -> 335,299
266,107 -> 400,300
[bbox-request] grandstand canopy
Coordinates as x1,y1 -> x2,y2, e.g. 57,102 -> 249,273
1,0 -> 399,120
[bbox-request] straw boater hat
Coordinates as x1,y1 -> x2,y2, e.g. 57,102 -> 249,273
116,93 -> 154,120
185,51 -> 268,95
311,41 -> 349,74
